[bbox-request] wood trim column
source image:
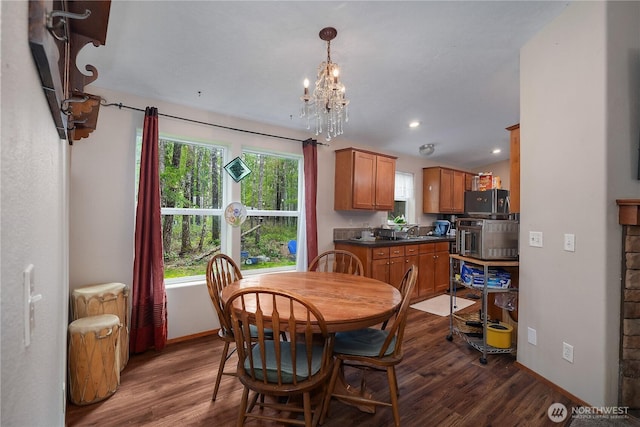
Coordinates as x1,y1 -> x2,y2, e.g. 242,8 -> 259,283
507,124 -> 520,213
617,199 -> 640,225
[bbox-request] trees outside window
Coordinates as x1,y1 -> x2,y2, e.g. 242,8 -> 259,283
137,136 -> 226,281
136,137 -> 302,281
239,151 -> 300,272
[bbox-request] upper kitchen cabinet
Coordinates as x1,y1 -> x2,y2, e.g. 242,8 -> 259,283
334,148 -> 397,211
423,167 -> 466,214
507,124 -> 520,213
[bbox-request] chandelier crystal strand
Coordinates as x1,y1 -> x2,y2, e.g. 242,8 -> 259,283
300,27 -> 349,142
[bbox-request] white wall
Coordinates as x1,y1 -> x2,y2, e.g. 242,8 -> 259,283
519,1 -> 640,406
1,3 -> 68,425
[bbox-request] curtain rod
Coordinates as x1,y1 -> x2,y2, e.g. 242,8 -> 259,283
100,100 -> 325,145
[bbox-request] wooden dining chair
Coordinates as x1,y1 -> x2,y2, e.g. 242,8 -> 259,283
308,250 -> 364,275
205,253 -> 246,401
224,287 -> 335,427
320,265 -> 418,427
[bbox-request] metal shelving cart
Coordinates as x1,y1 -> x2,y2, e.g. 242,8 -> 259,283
446,254 -> 519,364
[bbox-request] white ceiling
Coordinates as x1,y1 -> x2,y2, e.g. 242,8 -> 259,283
79,1 -> 570,169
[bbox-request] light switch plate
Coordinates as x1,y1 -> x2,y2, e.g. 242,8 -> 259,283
23,264 -> 42,348
24,264 -> 34,347
564,234 -> 575,252
529,231 -> 543,247
563,342 -> 574,363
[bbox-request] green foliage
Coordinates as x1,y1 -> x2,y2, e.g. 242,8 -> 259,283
153,140 -> 300,279
241,152 -> 298,210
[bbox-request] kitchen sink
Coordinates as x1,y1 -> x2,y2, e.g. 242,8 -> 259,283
403,235 -> 446,241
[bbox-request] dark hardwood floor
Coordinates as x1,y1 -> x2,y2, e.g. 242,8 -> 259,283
66,305 -> 582,427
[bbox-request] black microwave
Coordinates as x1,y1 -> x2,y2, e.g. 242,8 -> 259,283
464,189 -> 509,216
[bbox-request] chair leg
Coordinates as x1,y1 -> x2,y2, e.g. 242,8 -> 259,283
320,357 -> 342,424
313,383 -> 327,427
387,366 -> 400,427
212,341 -> 230,401
247,391 -> 260,412
303,391 -> 312,427
237,386 -> 249,427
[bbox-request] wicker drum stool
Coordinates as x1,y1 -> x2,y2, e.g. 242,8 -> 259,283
68,314 -> 120,405
71,282 -> 129,371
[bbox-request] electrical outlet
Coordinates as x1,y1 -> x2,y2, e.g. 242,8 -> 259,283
564,234 -> 575,252
528,327 -> 537,345
563,342 -> 574,363
529,231 -> 543,247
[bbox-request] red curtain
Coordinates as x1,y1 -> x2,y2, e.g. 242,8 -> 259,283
302,139 -> 318,266
130,107 -> 167,353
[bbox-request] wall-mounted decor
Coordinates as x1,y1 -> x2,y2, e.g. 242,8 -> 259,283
28,0 -> 111,143
224,156 -> 252,182
224,202 -> 248,227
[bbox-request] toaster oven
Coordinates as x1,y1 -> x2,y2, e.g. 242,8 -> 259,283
456,218 -> 519,260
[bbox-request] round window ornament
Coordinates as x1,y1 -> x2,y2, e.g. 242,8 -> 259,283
224,202 -> 247,227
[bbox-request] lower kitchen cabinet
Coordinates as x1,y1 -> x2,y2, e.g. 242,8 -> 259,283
391,245 -> 418,290
416,242 -> 449,299
335,241 -> 448,299
370,247 -> 390,283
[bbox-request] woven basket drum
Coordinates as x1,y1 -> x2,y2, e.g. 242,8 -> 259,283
71,283 -> 130,371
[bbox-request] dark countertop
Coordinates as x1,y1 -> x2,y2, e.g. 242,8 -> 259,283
334,236 -> 455,247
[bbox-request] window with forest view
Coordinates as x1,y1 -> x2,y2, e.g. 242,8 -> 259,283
136,136 -> 302,282
136,136 -> 227,282
239,151 -> 300,272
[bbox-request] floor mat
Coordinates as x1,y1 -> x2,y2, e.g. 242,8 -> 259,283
410,294 -> 476,317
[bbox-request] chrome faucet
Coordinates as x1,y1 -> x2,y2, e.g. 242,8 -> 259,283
405,225 -> 420,237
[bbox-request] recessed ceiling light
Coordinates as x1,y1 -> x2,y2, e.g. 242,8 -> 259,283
409,121 -> 420,128
492,148 -> 501,154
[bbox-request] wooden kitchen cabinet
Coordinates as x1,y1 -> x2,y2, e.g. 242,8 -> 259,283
335,241 -> 448,299
416,242 -> 450,299
389,245 -> 419,290
370,247 -> 391,283
433,244 -> 450,293
423,167 -> 466,214
465,172 -> 474,191
334,148 -> 397,211
507,124 -> 520,213
368,245 -> 419,290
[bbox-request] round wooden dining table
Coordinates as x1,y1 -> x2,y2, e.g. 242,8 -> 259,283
220,271 -> 401,333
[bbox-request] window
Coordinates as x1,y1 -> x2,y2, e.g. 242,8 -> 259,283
135,138 -> 302,281
391,171 -> 415,222
239,150 -> 301,272
137,135 -> 227,283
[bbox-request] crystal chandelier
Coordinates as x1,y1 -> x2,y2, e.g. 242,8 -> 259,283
300,27 -> 349,142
